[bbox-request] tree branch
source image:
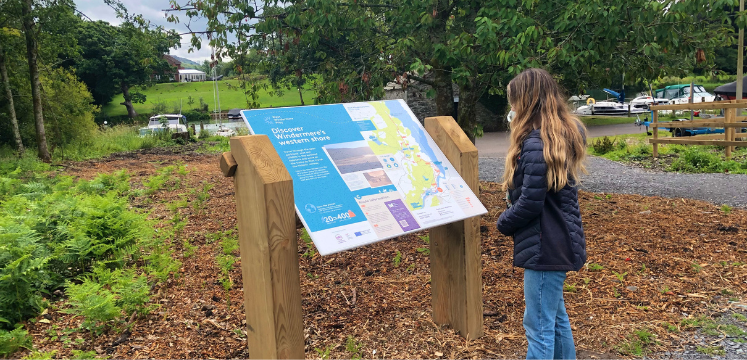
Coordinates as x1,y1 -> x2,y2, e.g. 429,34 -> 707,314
408,74 -> 434,86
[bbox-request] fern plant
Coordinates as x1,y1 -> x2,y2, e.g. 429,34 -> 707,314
0,328 -> 32,358
63,279 -> 122,333
0,225 -> 51,327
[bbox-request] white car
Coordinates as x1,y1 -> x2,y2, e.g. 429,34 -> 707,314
670,92 -> 715,105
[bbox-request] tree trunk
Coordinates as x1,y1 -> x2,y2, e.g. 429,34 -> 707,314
432,67 -> 454,117
0,47 -> 24,154
21,0 -> 50,162
429,0 -> 455,118
457,80 -> 485,144
298,87 -> 305,106
120,82 -> 138,118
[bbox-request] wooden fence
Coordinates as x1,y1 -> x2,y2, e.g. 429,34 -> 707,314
649,99 -> 747,158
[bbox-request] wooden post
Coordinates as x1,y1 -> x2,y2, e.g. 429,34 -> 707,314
689,80 -> 694,121
726,108 -> 736,158
424,116 -> 483,340
652,110 -> 659,158
221,136 -> 305,359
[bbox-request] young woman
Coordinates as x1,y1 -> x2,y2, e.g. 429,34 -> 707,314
496,68 -> 587,360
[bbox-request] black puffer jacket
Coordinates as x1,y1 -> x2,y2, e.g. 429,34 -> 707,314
496,129 -> 586,271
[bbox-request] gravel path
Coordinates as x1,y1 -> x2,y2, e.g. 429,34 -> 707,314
657,307 -> 747,360
479,156 -> 747,208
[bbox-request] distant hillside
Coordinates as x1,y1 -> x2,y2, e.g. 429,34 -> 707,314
172,55 -> 201,69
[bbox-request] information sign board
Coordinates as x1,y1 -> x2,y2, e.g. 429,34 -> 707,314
242,100 -> 487,255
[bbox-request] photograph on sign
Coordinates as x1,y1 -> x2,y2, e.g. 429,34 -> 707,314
241,99 -> 488,255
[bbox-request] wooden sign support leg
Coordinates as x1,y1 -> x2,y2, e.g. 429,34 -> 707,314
220,136 -> 305,359
424,116 -> 484,340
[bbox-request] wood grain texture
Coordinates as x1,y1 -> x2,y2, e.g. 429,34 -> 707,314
424,116 -> 483,340
649,138 -> 747,146
687,133 -> 747,140
229,135 -> 304,359
650,99 -> 747,111
726,108 -> 736,158
653,111 -> 659,157
220,152 -> 238,177
650,121 -> 746,128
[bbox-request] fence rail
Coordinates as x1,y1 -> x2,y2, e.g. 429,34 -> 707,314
648,99 -> 747,158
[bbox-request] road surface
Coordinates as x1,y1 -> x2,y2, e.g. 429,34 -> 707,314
476,123 -> 648,157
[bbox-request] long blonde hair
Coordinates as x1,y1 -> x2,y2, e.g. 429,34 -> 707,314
502,68 -> 587,192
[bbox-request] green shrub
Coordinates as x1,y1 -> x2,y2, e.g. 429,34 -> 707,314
671,148 -> 720,172
0,328 -> 32,358
198,128 -> 212,139
630,144 -> 651,157
183,110 -> 210,122
64,279 -> 122,332
592,136 -> 616,155
22,350 -> 57,359
70,350 -> 100,360
0,163 -> 157,330
0,224 -> 51,326
90,266 -> 152,316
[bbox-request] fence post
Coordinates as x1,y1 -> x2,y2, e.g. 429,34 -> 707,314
424,116 -> 484,340
220,136 -> 305,359
726,108 -> 736,158
652,110 -> 659,158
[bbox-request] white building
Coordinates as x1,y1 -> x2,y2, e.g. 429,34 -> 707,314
178,69 -> 207,82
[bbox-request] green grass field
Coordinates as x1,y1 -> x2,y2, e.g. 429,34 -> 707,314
578,116 -> 637,126
101,80 -> 314,117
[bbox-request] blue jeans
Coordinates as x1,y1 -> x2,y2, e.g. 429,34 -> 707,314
523,269 -> 576,359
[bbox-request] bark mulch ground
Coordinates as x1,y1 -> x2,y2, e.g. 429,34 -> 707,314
17,150 -> 747,359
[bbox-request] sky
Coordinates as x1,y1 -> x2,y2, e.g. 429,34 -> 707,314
73,0 -> 214,62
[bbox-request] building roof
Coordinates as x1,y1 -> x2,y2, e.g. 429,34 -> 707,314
163,55 -> 182,68
178,69 -> 206,75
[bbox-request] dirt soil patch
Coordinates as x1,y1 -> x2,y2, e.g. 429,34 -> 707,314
17,150 -> 747,359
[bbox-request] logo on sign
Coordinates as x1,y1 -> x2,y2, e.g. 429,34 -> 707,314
322,211 -> 353,224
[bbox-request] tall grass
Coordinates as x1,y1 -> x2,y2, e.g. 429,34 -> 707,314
0,126 -> 177,164
59,126 -> 163,161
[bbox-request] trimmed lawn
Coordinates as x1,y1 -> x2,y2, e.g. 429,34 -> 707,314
102,80 -> 315,117
579,116 -> 637,127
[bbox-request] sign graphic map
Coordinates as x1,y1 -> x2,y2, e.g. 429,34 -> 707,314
242,100 -> 487,255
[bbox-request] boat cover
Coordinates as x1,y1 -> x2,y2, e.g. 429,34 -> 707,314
227,108 -> 242,118
713,77 -> 747,98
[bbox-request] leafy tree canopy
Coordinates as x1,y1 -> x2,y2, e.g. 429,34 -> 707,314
168,0 -> 742,138
71,6 -> 181,117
